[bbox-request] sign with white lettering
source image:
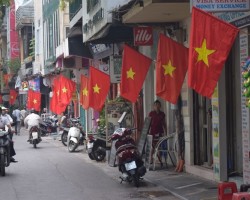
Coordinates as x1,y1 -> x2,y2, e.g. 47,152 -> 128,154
133,27 -> 153,46
191,0 -> 250,12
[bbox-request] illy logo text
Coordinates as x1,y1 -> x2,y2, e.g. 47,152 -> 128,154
134,27 -> 153,46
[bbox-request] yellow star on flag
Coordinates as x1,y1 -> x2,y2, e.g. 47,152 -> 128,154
195,39 -> 215,67
10,96 -> 13,99
33,99 -> 37,104
82,87 -> 88,96
62,87 -> 68,93
162,60 -> 176,77
126,67 -> 135,80
93,84 -> 100,94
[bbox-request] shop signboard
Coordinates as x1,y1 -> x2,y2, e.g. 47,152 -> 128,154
240,28 -> 250,184
133,27 -> 153,46
212,86 -> 220,181
29,77 -> 40,92
19,81 -> 29,94
191,0 -> 250,12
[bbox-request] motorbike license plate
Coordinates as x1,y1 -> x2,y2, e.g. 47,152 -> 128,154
32,132 -> 38,139
125,161 -> 137,171
87,142 -> 93,149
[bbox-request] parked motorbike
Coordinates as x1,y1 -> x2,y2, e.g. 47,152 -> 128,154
0,130 -> 11,176
87,134 -> 106,162
61,117 -> 77,146
87,125 -> 106,162
110,128 -> 146,187
29,126 -> 41,148
67,119 -> 85,152
40,115 -> 58,137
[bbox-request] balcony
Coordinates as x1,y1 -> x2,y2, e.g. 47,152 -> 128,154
69,0 -> 82,28
16,1 -> 34,30
70,0 -> 82,21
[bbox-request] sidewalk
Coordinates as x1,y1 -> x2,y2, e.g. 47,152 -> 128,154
145,168 -> 218,200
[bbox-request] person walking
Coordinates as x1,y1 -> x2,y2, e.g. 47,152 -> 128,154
20,107 -> 27,126
12,106 -> 21,135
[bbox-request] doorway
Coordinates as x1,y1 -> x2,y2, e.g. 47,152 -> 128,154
225,49 -> 243,177
193,92 -> 213,168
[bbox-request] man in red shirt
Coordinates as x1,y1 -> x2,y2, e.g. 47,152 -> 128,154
149,100 -> 167,166
149,100 -> 167,140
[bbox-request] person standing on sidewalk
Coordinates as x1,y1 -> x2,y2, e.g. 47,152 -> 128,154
148,100 -> 167,166
12,106 -> 21,135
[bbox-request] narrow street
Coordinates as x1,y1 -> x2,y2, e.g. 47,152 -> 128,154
0,128 -> 180,200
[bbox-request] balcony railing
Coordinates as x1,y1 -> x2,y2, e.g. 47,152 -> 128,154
16,5 -> 34,29
69,0 -> 82,21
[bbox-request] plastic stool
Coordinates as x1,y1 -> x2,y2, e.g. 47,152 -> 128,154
218,182 -> 238,200
240,184 -> 250,192
232,192 -> 250,200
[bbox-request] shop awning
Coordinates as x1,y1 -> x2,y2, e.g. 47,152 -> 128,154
87,24 -> 134,44
65,35 -> 93,59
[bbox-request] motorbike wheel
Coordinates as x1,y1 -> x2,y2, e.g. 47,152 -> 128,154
0,154 -> 5,176
93,147 -> 106,162
33,140 -> 37,148
88,152 -> 95,160
133,173 -> 139,188
68,140 -> 77,152
61,132 -> 68,146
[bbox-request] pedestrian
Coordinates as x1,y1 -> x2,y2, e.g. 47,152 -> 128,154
12,106 -> 21,135
20,106 -> 27,126
148,100 -> 167,166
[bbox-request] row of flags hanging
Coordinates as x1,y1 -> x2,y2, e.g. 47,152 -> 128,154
79,7 -> 239,111
12,7 -> 239,114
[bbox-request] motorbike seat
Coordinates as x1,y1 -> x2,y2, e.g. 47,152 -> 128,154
116,144 -> 137,155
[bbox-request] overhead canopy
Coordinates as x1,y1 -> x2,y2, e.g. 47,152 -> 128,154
87,24 -> 134,44
65,35 -> 93,59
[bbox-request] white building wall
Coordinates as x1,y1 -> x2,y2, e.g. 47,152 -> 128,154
34,0 -> 44,74
82,0 -> 132,42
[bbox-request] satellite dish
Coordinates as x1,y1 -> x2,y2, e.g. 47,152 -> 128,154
2,95 -> 9,101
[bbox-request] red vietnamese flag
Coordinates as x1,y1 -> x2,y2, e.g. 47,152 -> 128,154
9,89 -> 17,105
50,77 -> 67,114
156,34 -> 188,104
80,75 -> 89,110
120,45 -> 152,102
58,75 -> 76,105
30,91 -> 41,112
27,90 -> 34,109
188,7 -> 239,98
88,67 -> 110,111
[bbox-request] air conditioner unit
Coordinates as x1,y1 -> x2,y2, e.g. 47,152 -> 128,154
63,57 -> 83,69
63,57 -> 75,68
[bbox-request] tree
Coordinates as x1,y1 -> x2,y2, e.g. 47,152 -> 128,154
0,0 -> 10,6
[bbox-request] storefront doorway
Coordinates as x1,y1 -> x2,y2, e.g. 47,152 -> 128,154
225,49 -> 243,178
193,93 -> 213,168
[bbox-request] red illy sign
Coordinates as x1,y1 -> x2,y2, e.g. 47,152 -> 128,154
133,27 -> 153,46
